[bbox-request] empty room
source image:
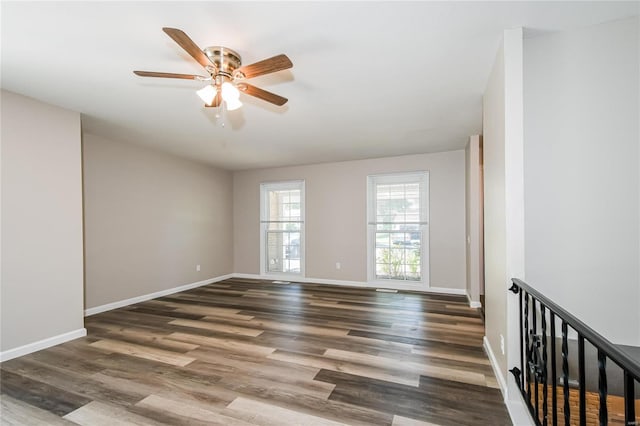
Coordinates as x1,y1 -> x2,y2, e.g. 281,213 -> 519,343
1,2 -> 639,425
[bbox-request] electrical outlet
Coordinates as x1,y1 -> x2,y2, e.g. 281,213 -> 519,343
196,264 -> 201,272
500,334 -> 505,355
335,262 -> 341,270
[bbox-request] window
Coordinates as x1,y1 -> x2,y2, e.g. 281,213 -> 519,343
367,172 -> 429,286
260,181 -> 304,276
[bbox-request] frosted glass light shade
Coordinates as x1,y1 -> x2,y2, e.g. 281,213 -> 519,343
196,85 -> 217,105
221,82 -> 240,101
225,97 -> 243,111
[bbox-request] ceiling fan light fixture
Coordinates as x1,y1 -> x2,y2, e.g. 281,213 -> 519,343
196,84 -> 217,106
225,97 -> 243,111
135,29 -> 293,110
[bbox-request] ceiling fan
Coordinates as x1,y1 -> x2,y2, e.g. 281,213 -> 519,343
134,27 -> 293,110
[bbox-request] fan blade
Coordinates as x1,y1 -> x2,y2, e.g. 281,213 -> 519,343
134,71 -> 207,80
204,92 -> 223,108
235,54 -> 292,79
238,83 -> 288,106
162,27 -> 216,71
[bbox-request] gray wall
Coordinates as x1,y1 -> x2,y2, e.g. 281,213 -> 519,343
1,90 -> 84,352
83,134 -> 234,309
465,135 -> 484,305
233,151 -> 466,291
523,17 -> 640,345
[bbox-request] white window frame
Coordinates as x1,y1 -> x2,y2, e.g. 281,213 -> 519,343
367,171 -> 430,290
260,180 -> 305,278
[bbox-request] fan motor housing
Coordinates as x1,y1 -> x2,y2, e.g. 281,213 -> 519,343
203,46 -> 242,77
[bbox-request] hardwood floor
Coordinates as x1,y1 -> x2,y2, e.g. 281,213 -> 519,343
0,278 -> 511,425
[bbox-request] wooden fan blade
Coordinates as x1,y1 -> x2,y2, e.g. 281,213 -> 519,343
204,92 -> 223,108
235,54 -> 292,79
238,83 -> 288,106
133,71 -> 206,80
162,27 -> 215,71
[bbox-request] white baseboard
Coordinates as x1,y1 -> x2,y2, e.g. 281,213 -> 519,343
483,336 -> 534,426
507,394 -> 535,426
231,273 -> 467,296
84,273 -> 234,316
0,328 -> 87,363
422,286 -> 467,296
483,336 -> 508,398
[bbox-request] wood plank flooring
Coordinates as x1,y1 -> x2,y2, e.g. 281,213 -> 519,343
533,384 -> 640,425
0,278 -> 511,425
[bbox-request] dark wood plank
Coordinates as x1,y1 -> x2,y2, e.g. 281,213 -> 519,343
348,329 -> 484,349
0,369 -> 91,416
1,355 -> 147,408
315,368 -> 510,426
128,306 -> 207,321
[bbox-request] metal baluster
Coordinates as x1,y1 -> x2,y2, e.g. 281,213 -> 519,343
562,321 -> 570,425
550,312 -> 557,426
525,292 -> 531,401
533,299 -> 539,422
520,288 -> 525,390
578,336 -> 586,426
624,371 -> 636,426
541,304 -> 548,426
597,349 -> 607,426
509,282 -> 524,392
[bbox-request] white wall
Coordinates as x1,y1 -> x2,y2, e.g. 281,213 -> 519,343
524,17 -> 640,345
483,41 -> 508,375
1,90 -> 85,358
483,29 -> 530,425
83,134 -> 234,310
503,27 -> 526,415
233,151 -> 467,292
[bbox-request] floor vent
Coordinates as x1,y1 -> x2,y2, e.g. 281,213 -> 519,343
376,288 -> 398,293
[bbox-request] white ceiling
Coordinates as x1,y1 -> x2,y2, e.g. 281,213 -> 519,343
2,2 -> 637,170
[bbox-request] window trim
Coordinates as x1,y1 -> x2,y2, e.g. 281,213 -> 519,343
366,171 -> 430,289
259,180 -> 305,278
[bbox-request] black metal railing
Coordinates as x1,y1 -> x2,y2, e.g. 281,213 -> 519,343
510,278 -> 640,426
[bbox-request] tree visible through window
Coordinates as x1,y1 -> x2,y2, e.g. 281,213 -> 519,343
368,172 -> 429,283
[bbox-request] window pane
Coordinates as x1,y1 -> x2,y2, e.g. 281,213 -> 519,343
268,189 -> 301,222
266,231 -> 300,273
266,232 -> 283,273
404,214 -> 420,223
374,230 -> 421,281
375,247 -> 388,263
375,233 -> 390,247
